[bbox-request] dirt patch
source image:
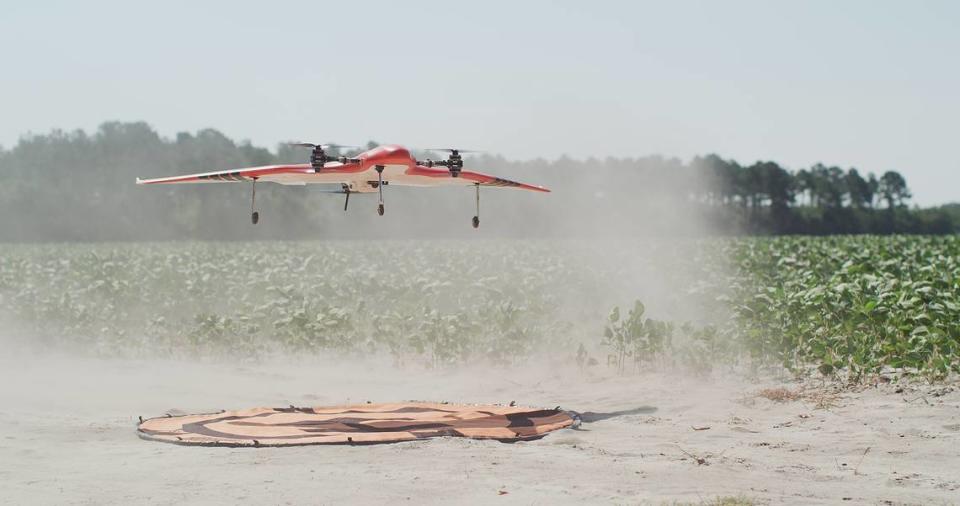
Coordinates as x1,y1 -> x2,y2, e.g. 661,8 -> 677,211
755,387 -> 801,402
2,355 -> 958,505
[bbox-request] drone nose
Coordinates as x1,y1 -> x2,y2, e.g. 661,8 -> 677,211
365,144 -> 412,165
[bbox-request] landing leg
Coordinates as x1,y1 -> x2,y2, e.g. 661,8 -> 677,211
343,185 -> 351,212
376,165 -> 385,216
472,183 -> 480,229
250,179 -> 259,225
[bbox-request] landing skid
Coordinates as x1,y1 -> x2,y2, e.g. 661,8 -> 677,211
249,173 -> 483,228
250,179 -> 259,225
473,183 -> 480,229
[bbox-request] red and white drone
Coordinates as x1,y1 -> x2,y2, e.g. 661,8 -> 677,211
137,143 -> 549,228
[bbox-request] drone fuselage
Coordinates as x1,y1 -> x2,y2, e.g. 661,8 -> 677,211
279,144 -> 469,193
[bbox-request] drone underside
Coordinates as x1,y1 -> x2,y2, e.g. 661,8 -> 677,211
137,143 -> 549,228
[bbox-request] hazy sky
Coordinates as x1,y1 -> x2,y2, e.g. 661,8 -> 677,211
2,0 -> 958,204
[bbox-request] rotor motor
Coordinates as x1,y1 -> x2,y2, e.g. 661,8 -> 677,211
309,147 -> 328,172
420,149 -> 470,177
447,150 -> 464,177
290,143 -> 359,172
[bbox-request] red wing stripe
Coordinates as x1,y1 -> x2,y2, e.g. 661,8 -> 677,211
138,164 -> 316,185
404,166 -> 550,193
461,172 -> 550,192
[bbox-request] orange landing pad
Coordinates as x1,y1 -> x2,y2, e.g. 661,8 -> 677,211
138,402 -> 575,447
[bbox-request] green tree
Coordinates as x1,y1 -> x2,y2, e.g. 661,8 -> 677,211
866,172 -> 880,208
879,170 -> 911,208
822,166 -> 847,208
845,168 -> 870,209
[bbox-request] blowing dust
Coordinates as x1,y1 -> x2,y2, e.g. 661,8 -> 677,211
3,351 -> 958,504
2,157 -> 957,505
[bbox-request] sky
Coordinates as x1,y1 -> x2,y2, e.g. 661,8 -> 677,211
2,0 -> 958,205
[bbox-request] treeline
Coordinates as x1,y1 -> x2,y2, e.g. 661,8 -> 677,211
685,154 -> 956,234
0,121 -> 955,241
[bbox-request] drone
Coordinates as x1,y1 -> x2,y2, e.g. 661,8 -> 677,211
137,143 -> 549,228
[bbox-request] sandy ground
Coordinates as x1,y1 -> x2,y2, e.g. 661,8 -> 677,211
1,355 -> 958,505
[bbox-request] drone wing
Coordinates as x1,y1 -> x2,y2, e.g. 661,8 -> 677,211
402,165 -> 550,192
136,163 -> 360,186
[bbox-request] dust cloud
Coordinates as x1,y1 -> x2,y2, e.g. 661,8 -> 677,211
4,351 -> 959,504
0,135 -> 778,505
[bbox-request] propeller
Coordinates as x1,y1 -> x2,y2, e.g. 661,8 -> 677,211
423,148 -> 483,154
288,142 -> 360,150
418,148 -> 482,176
288,142 -> 361,171
316,184 -> 362,212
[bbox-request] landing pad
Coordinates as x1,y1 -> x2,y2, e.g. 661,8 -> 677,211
137,402 -> 576,447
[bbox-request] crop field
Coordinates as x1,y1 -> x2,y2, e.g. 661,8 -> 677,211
1,236 -> 957,381
730,236 -> 960,380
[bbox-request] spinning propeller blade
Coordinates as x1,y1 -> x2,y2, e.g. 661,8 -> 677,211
288,142 -> 360,150
424,148 -> 483,154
